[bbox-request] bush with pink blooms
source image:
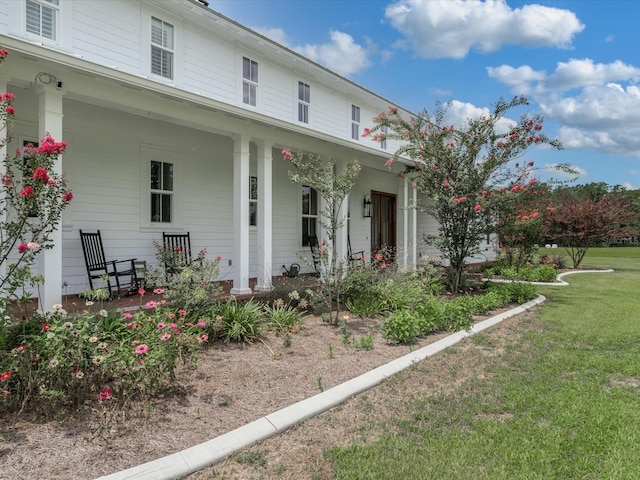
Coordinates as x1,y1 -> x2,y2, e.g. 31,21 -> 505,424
0,49 -> 72,320
0,295 -> 207,416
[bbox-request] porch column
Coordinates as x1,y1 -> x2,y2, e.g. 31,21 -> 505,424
334,159 -> 348,263
231,134 -> 252,295
36,83 -> 64,310
254,140 -> 272,292
411,184 -> 418,268
400,177 -> 409,270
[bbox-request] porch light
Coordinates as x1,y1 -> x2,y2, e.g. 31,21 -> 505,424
363,194 -> 372,218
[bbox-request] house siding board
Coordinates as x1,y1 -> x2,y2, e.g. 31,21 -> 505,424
71,1 -> 141,72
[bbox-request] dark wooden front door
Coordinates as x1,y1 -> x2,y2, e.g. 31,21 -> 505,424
371,191 -> 396,258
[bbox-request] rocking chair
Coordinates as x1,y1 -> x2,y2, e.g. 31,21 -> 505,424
79,230 -> 139,298
162,232 -> 192,277
348,236 -> 365,267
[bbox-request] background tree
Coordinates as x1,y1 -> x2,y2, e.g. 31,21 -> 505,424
366,96 -> 563,292
283,149 -> 360,324
542,194 -> 638,267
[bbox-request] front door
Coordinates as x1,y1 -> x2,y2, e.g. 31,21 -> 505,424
370,191 -> 396,259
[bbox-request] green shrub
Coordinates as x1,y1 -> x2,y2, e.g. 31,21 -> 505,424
264,301 -> 306,335
381,309 -> 420,344
486,282 -> 536,304
215,298 -> 264,343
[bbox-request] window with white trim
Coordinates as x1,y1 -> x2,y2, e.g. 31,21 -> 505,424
381,125 -> 388,150
151,17 -> 174,79
243,57 -> 258,106
298,81 -> 310,123
26,0 -> 59,40
150,160 -> 173,223
249,175 -> 258,227
351,105 -> 360,140
302,185 -> 317,246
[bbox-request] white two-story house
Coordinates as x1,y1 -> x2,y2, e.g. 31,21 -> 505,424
0,0 -> 458,309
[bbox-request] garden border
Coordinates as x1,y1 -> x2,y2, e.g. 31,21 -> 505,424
482,268 -> 615,286
96,294 -> 547,480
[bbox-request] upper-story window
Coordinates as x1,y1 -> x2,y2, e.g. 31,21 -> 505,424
151,17 -> 174,79
150,160 -> 173,223
26,0 -> 59,41
243,57 -> 258,106
351,105 -> 360,140
381,125 -> 388,150
298,82 -> 310,123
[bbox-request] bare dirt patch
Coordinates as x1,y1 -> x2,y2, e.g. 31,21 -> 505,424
0,307 -> 536,480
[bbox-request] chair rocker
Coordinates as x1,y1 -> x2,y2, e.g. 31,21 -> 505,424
79,230 -> 139,298
162,232 -> 192,277
348,236 -> 365,267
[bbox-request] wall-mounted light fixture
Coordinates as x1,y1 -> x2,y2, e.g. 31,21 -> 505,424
363,193 -> 372,218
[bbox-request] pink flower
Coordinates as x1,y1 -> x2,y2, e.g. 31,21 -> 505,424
474,204 -> 481,212
98,387 -> 113,401
135,344 -> 149,355
361,127 -> 371,137
168,323 -> 178,329
2,92 -> 15,101
125,322 -> 133,328
19,185 -> 34,197
385,158 -> 394,167
156,322 -> 165,329
138,288 -> 145,296
178,309 -> 187,316
132,340 -> 140,345
5,106 -> 14,115
374,252 -> 383,261
27,242 -> 40,251
173,329 -> 180,335
32,166 -> 50,183
1,371 -> 11,381
160,333 -> 171,341
443,180 -> 450,187
2,174 -> 12,186
282,149 -> 292,160
196,321 -> 206,327
123,312 -> 133,319
380,262 -> 387,269
215,255 -> 222,261
166,312 -> 175,319
144,300 -> 157,309
153,288 -> 165,294
197,334 -> 209,344
18,243 -> 28,253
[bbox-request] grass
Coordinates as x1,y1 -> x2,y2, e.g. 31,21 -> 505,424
325,248 -> 640,479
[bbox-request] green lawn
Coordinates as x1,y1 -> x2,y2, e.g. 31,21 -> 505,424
326,250 -> 640,479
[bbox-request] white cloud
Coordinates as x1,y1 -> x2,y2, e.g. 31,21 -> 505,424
487,64 -> 546,94
441,100 -> 516,134
385,0 -> 584,59
251,27 -> 290,47
295,30 -> 372,77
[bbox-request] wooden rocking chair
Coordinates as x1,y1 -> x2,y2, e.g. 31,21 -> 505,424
79,230 -> 139,298
162,232 -> 192,277
348,236 -> 365,267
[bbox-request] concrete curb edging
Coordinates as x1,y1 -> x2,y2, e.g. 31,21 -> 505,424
483,268 -> 615,286
96,294 -> 547,480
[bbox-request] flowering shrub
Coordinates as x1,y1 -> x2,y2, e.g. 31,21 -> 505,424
0,299 -> 207,415
0,49 -> 72,318
145,243 -> 222,313
365,97 -> 564,292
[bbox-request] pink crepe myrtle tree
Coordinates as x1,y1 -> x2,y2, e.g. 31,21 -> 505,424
0,49 -> 72,316
365,96 -> 565,292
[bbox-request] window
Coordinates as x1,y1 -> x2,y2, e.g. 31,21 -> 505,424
26,0 -> 59,40
298,81 -> 310,123
243,57 -> 258,106
151,17 -> 174,79
351,105 -> 360,140
381,125 -> 388,150
150,160 -> 173,223
302,185 -> 317,246
249,176 -> 258,227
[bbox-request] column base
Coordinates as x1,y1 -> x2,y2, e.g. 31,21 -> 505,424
230,287 -> 253,295
254,284 -> 273,293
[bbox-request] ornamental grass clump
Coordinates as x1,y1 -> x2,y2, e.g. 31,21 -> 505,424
212,297 -> 264,343
264,296 -> 307,335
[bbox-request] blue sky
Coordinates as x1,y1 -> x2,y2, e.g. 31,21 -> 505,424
212,0 -> 640,190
